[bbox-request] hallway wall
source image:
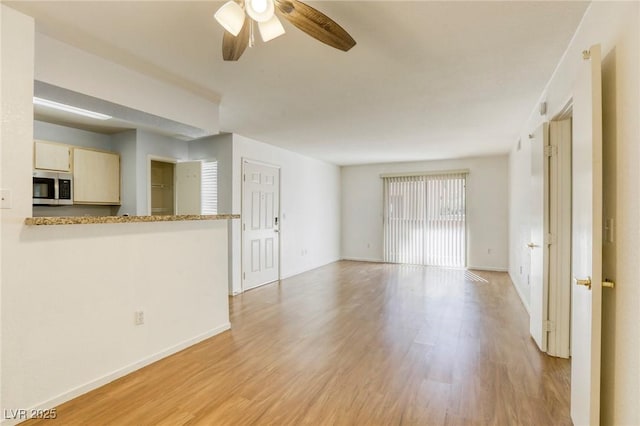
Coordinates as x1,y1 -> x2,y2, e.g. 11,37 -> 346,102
507,3 -> 639,424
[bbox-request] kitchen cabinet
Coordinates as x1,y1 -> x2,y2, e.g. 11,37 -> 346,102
73,148 -> 120,205
34,140 -> 71,172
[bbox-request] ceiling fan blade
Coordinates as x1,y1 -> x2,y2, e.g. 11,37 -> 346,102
274,0 -> 356,52
222,20 -> 250,61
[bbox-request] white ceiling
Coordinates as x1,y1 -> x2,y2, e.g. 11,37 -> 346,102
8,1 -> 589,165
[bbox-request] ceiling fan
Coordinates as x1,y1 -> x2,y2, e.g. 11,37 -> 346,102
214,0 -> 356,61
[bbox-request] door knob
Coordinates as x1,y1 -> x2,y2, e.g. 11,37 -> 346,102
274,229 -> 279,233
574,276 -> 592,290
527,243 -> 539,248
574,277 -> 615,290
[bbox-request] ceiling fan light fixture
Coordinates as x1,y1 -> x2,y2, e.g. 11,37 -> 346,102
214,1 -> 245,36
245,0 -> 275,23
220,0 -> 356,61
258,15 -> 285,42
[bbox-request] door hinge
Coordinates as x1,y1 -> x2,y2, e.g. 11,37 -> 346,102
543,320 -> 555,332
243,272 -> 246,280
545,233 -> 555,245
243,174 -> 246,182
544,146 -> 557,157
243,223 -> 246,231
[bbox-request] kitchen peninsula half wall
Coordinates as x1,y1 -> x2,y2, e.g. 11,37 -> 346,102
25,213 -> 238,226
12,215 -> 232,419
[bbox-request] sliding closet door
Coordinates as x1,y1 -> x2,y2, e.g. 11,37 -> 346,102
383,172 -> 466,267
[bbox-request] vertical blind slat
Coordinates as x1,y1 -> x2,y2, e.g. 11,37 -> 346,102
383,173 -> 466,267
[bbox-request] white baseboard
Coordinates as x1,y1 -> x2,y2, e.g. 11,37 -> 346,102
278,258 -> 340,281
508,271 -> 530,315
342,260 -> 507,271
340,257 -> 383,263
2,323 -> 231,426
467,265 -> 508,272
233,259 -> 343,293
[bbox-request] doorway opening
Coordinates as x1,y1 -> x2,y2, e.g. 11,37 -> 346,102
528,104 -> 573,358
150,159 -> 175,216
149,158 -> 218,216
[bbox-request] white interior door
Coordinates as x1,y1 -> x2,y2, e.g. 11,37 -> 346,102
176,161 -> 202,215
242,160 -> 280,291
570,44 -> 603,426
530,122 -> 550,352
547,119 -> 572,359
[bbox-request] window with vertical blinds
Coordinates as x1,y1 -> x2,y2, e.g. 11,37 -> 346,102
383,172 -> 467,267
201,161 -> 218,214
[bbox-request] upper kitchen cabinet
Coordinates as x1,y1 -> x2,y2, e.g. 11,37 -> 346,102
73,148 -> 121,205
34,140 -> 71,172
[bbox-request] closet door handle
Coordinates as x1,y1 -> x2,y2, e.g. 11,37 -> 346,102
574,277 -> 591,290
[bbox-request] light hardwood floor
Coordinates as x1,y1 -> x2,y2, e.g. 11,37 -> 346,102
24,261 -> 570,425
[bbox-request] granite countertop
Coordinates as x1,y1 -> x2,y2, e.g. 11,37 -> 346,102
25,214 -> 240,226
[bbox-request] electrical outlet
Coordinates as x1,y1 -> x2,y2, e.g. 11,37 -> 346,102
135,311 -> 144,326
487,248 -> 492,254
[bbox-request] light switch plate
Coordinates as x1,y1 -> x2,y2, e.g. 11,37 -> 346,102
0,189 -> 11,209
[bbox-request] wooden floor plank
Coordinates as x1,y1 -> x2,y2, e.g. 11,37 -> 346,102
22,261 -> 570,425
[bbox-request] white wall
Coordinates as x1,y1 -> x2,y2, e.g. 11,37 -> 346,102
508,2 -> 639,424
4,221 -> 230,424
1,8 -> 230,424
341,155 -> 509,271
508,139 -> 532,309
0,6 -> 4,410
229,134 -> 341,294
0,5 -> 35,419
34,33 -> 219,135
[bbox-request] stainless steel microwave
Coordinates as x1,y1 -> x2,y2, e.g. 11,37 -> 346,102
33,171 -> 73,205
